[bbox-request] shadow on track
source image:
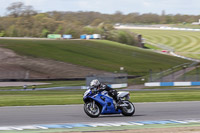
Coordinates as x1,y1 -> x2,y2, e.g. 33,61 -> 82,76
97,114 -> 146,118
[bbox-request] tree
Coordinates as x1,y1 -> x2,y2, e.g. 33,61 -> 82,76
7,2 -> 24,17
21,5 -> 37,17
1,7 -> 200,39
0,31 -> 5,37
41,29 -> 49,37
98,22 -> 114,31
6,25 -> 18,37
7,2 -> 37,17
90,19 -> 103,26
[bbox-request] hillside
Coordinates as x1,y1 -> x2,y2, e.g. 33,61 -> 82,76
0,39 -> 190,78
131,29 -> 200,59
0,47 -> 111,79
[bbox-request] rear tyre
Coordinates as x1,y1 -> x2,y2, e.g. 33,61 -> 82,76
121,101 -> 135,116
84,101 -> 101,118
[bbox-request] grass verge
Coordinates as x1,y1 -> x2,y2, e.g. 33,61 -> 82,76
0,80 -> 85,90
0,89 -> 200,106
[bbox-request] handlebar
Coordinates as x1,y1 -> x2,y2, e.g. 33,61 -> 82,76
90,87 -> 99,93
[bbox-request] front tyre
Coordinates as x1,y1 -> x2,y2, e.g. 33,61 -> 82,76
84,101 -> 101,118
121,101 -> 135,116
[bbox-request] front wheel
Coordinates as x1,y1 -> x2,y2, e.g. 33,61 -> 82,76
84,101 -> 101,118
121,101 -> 135,116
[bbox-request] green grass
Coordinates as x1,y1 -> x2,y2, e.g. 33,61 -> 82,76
131,29 -> 200,59
0,39 -> 189,75
0,89 -> 200,106
0,80 -> 85,90
170,24 -> 200,29
144,43 -> 162,50
0,90 -> 85,106
134,90 -> 200,102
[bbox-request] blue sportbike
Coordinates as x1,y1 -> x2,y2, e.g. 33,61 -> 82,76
83,88 -> 135,118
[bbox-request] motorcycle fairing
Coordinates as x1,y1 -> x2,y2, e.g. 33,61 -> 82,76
90,92 -> 122,114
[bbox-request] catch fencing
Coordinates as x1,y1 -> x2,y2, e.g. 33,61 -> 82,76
86,73 -> 128,86
148,63 -> 200,82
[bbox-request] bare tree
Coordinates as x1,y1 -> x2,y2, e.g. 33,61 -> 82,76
7,2 -> 24,17
7,2 -> 37,17
22,5 -> 37,16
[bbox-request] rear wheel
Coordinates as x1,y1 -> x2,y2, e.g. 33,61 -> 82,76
121,101 -> 135,116
84,101 -> 101,118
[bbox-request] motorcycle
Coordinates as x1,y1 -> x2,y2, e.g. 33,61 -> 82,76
83,87 -> 135,118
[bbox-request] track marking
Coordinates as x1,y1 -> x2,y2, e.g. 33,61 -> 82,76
1,119 -> 200,131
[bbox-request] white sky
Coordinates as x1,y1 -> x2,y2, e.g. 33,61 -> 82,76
0,0 -> 199,16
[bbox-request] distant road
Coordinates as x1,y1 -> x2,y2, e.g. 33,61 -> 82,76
0,101 -> 200,126
115,25 -> 200,31
115,25 -> 162,30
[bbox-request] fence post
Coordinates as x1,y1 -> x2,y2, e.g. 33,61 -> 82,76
160,68 -> 163,82
171,68 -> 174,82
182,66 -> 187,81
196,66 -> 199,81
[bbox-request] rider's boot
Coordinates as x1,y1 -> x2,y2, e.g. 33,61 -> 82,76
113,100 -> 118,110
114,96 -> 121,109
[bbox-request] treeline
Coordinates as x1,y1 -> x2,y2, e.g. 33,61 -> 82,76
0,2 -> 199,46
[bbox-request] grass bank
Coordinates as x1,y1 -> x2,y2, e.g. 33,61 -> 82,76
0,39 -> 189,75
131,29 -> 200,59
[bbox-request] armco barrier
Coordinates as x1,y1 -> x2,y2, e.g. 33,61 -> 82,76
160,27 -> 200,31
145,81 -> 200,87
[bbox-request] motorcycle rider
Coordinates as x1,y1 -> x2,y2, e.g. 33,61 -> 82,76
90,79 -> 119,103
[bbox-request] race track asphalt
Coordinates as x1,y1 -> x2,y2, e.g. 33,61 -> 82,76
0,101 -> 200,126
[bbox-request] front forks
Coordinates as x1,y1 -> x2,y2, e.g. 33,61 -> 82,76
92,100 -> 95,109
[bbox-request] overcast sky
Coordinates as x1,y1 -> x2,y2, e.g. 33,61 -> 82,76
0,0 -> 199,16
